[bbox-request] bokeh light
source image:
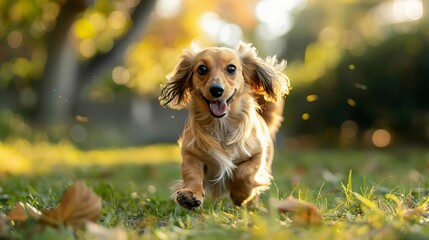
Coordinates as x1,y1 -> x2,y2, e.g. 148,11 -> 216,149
372,129 -> 391,148
319,27 -> 340,47
70,6 -> 132,59
200,12 -> 243,46
302,113 -> 310,120
306,95 -> 318,102
112,66 -> 130,85
13,58 -> 32,78
155,0 -> 182,18
341,120 -> 358,139
89,13 -> 107,31
79,39 -> 97,58
255,0 -> 305,39
96,32 -> 114,53
7,30 -> 23,49
42,1 -> 60,23
373,0 -> 423,26
74,19 -> 97,39
108,11 -> 127,31
347,99 -> 356,107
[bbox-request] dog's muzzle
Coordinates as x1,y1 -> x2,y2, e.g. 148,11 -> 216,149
201,90 -> 236,118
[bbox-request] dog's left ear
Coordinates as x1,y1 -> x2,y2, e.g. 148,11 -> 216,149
237,41 -> 291,102
159,43 -> 200,109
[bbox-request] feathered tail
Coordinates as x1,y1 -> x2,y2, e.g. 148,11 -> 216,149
258,97 -> 285,140
258,56 -> 290,139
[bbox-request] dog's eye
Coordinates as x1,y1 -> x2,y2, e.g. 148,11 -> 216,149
197,65 -> 209,75
226,64 -> 237,74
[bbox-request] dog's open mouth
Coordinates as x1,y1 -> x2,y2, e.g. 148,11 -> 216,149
201,90 -> 236,118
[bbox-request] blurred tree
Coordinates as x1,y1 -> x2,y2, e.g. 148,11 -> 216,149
282,0 -> 429,146
0,0 -> 260,145
40,0 -> 156,124
0,0 -> 257,124
0,0 -> 156,124
1,0 -> 428,146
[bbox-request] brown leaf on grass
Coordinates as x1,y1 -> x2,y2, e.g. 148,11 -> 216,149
5,181 -> 102,230
43,180 -> 102,229
276,196 -> 323,225
386,194 -> 428,221
6,203 -> 28,223
6,202 -> 42,223
397,202 -> 429,221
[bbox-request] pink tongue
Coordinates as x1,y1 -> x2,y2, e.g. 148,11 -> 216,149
209,100 -> 227,117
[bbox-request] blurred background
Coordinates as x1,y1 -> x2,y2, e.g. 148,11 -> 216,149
0,0 -> 428,150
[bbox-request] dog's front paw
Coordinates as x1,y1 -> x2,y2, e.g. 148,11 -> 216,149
176,189 -> 204,209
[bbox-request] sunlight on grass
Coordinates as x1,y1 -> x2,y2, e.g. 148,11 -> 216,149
0,140 -> 181,175
0,144 -> 32,174
1,143 -> 429,239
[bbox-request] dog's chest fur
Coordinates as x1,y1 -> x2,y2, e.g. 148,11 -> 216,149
183,106 -> 267,180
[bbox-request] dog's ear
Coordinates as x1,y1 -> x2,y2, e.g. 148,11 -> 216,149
160,44 -> 200,109
237,41 -> 291,102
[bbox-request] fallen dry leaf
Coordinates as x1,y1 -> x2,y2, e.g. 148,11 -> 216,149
43,180 -> 102,229
6,203 -> 28,223
276,196 -> 323,225
386,194 -> 427,221
6,202 -> 42,223
5,180 -> 102,231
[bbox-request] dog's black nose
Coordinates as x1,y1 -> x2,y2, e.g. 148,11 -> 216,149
209,84 -> 224,98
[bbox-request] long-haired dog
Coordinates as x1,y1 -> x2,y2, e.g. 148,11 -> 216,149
159,41 -> 290,209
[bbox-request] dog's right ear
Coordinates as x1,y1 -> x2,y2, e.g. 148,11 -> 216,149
159,44 -> 200,109
237,41 -> 290,102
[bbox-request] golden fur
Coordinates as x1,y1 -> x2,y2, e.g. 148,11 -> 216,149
159,41 -> 290,209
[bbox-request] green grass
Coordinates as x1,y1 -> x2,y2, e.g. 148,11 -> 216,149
1,140 -> 429,239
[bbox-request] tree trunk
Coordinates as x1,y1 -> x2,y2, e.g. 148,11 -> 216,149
36,0 -> 86,125
37,0 -> 157,125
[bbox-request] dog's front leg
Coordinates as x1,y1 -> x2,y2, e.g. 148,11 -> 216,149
173,150 -> 205,209
228,151 -> 271,206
